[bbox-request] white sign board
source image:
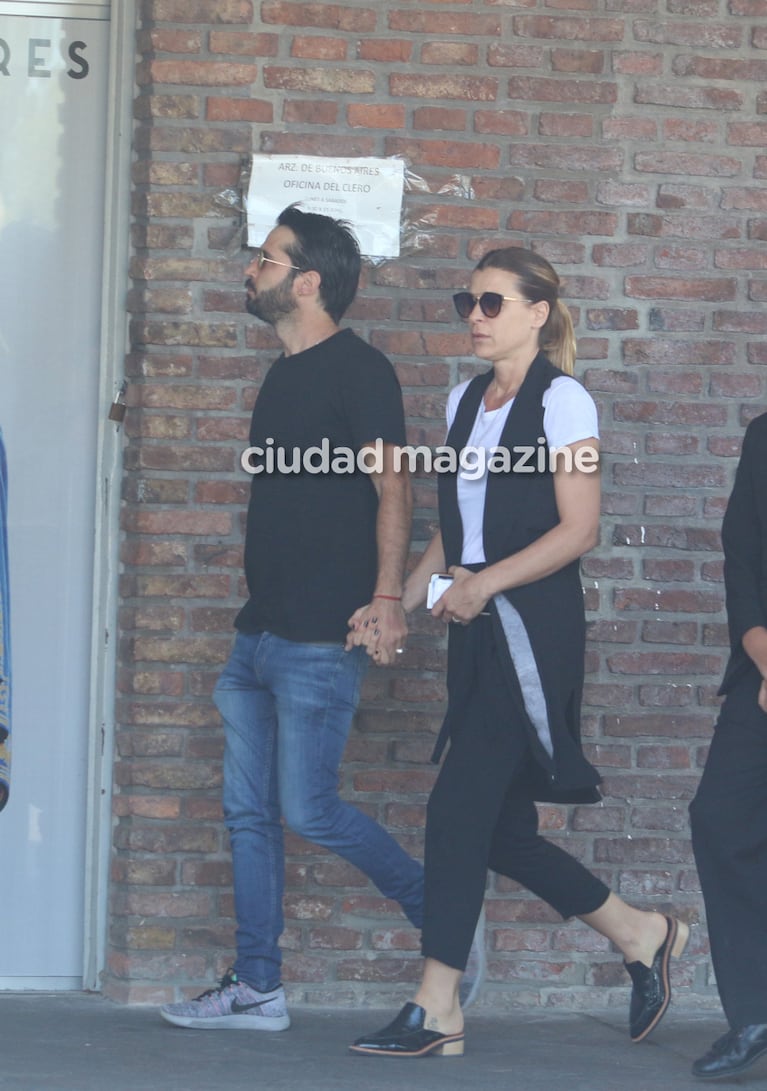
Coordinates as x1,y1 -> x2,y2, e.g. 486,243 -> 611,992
246,155 -> 405,259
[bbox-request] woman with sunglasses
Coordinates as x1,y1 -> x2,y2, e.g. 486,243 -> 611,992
350,246 -> 688,1059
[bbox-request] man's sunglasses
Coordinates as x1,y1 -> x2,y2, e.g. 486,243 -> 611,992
249,246 -> 303,272
452,291 -> 527,319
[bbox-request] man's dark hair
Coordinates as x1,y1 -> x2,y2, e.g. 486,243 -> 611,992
277,204 -> 361,323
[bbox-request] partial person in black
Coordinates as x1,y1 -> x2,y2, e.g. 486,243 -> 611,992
351,245 -> 689,1060
689,412 -> 767,1081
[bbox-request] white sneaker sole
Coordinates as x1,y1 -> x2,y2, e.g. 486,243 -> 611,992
160,1009 -> 290,1031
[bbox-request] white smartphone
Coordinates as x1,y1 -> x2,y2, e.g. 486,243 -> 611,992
427,573 -> 453,609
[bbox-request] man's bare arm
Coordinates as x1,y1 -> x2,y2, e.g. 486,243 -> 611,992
346,442 -> 412,665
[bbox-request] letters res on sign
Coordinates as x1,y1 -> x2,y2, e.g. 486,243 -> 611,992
0,36 -> 90,79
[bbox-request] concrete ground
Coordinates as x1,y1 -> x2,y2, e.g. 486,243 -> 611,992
3,994 -> 764,1091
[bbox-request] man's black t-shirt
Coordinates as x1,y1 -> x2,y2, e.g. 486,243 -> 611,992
235,328 -> 407,643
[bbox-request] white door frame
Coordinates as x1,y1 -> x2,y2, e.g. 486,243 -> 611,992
81,0 -> 135,992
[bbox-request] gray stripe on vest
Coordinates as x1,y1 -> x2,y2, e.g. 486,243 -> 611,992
493,594 -> 554,758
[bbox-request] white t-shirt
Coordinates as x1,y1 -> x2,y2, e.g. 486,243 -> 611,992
446,374 -> 599,564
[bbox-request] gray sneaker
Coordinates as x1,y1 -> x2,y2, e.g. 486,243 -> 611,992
459,907 -> 487,1009
160,969 -> 290,1031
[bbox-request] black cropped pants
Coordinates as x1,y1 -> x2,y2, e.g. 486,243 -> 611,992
421,617 -> 609,971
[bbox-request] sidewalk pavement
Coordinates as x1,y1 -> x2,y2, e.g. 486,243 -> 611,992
2,994 -> 760,1091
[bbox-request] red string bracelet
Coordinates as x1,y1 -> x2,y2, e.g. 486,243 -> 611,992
373,594 -> 402,601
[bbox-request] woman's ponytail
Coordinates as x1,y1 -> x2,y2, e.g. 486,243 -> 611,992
540,299 -> 576,375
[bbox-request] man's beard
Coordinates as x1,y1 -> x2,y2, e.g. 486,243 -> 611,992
245,276 -> 298,324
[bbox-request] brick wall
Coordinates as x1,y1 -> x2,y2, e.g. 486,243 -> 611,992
107,0 -> 767,1010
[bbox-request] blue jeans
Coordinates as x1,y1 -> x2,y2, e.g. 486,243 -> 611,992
215,630 -> 424,992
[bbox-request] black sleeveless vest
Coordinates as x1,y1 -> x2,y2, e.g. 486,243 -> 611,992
436,352 -> 601,802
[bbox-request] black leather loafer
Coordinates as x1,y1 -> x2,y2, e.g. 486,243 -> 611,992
692,1024 -> 767,1080
349,1002 -> 464,1058
625,914 -> 689,1042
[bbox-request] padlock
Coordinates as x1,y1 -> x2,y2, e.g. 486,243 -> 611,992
108,381 -> 127,423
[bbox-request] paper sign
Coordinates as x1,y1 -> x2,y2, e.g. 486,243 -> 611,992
246,155 -> 405,259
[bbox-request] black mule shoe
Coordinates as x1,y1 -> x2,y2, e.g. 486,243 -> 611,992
692,1024 -> 767,1080
625,914 -> 689,1042
349,1002 -> 465,1058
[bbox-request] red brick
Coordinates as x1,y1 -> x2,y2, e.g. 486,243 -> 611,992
353,770 -> 437,794
371,929 -> 420,951
421,42 -> 479,66
664,119 -> 719,144
260,2 -> 375,31
594,837 -> 695,865
539,113 -> 594,138
623,339 -> 736,365
625,276 -> 737,301
587,619 -> 638,644
551,49 -> 606,74
635,151 -> 741,177
675,55 -> 767,80
122,511 -> 232,536
388,11 -> 500,36
613,51 -> 663,76
711,370 -> 763,397
335,958 -> 420,984
141,29 -> 202,53
207,97 -> 273,122
612,464 -> 727,490
658,183 -> 717,209
615,872 -> 675,899
509,211 -> 618,236
655,244 -> 710,271
264,66 -> 375,94
514,14 -> 623,41
606,652 -> 723,675
414,107 -> 467,132
633,20 -> 741,47
130,637 -> 230,665
629,803 -> 689,832
348,104 -> 406,130
290,34 -> 347,60
508,77 -> 617,105
146,0 -> 251,21
488,43 -> 545,69
356,39 -> 412,63
628,213 -> 740,239
511,144 -> 622,172
571,806 -> 626,832
209,31 -> 278,56
308,927 -> 363,950
145,60 -> 259,87
642,559 -> 696,582
390,74 -> 497,102
493,929 -> 551,953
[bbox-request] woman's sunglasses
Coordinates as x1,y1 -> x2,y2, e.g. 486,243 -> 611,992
452,291 -> 527,319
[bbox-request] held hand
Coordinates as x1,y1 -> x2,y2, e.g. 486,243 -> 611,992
432,566 -> 489,625
759,678 -> 767,714
346,598 -> 408,666
742,626 -> 767,674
